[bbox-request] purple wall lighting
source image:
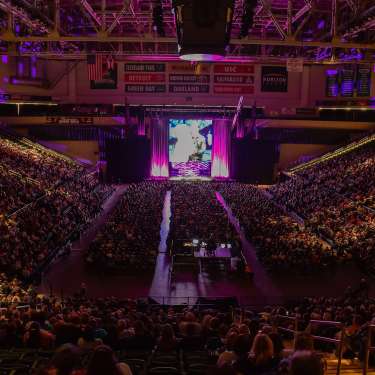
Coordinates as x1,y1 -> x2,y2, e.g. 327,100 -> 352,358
211,119 -> 230,178
1,55 -> 8,64
151,118 -> 169,178
326,69 -> 339,97
17,57 -> 24,77
31,56 -> 37,78
317,20 -> 325,30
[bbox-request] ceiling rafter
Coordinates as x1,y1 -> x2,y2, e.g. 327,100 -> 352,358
107,0 -> 130,34
259,0 -> 287,39
79,0 -> 102,28
0,0 -> 374,61
0,0 -> 49,33
2,33 -> 375,50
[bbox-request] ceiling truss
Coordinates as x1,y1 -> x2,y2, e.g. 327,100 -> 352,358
0,0 -> 373,62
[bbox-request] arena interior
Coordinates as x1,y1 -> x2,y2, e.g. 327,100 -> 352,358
0,0 -> 374,373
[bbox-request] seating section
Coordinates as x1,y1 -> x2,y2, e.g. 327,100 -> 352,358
86,181 -> 168,270
170,182 -> 238,243
0,132 -> 111,280
269,137 -> 375,273
0,277 -> 371,374
216,183 -> 335,272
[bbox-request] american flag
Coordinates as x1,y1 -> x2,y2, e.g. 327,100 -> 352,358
87,54 -> 104,81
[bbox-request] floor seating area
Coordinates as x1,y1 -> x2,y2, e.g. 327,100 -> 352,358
216,183 -> 336,272
86,181 -> 169,270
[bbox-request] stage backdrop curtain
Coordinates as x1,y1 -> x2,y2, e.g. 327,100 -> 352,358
212,119 -> 230,178
151,117 -> 169,177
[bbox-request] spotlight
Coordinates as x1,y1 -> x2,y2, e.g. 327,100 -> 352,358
240,0 -> 256,38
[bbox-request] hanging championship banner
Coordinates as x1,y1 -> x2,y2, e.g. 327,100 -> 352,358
169,63 -> 210,73
124,73 -> 166,83
261,66 -> 288,92
341,68 -> 355,97
169,74 -> 210,83
326,69 -> 339,97
214,85 -> 254,94
356,65 -> 371,97
214,75 -> 254,84
169,84 -> 210,93
124,63 -> 166,72
214,64 -> 254,74
125,84 -> 166,93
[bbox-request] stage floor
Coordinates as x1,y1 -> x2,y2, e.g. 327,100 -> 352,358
39,185 -> 374,306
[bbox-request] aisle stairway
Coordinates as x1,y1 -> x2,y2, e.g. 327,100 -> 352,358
327,357 -> 375,375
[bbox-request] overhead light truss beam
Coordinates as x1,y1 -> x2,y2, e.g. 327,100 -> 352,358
0,0 -> 49,33
107,0 -> 131,34
80,0 -> 102,26
2,33 -> 375,50
259,0 -> 287,39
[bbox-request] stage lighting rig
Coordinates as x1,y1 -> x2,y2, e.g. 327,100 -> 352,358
153,1 -> 165,37
240,0 -> 257,38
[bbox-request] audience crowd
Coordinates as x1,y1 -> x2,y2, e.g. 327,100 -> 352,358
216,183 -> 336,272
170,182 -> 239,244
0,278 -> 370,374
0,132 -> 110,280
269,139 -> 375,273
0,135 -> 83,215
86,182 -> 168,270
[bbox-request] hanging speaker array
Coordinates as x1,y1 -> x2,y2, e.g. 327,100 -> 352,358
172,0 -> 235,61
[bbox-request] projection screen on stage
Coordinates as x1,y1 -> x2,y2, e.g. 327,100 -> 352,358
168,119 -> 213,177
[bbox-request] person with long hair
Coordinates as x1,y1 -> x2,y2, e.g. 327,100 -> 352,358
233,333 -> 279,375
23,321 -> 55,349
157,323 -> 178,352
86,345 -> 132,375
48,344 -> 84,375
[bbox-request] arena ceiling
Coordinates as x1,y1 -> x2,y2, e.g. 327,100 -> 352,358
0,0 -> 374,62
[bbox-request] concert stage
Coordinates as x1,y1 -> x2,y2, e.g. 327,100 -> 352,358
104,113 -> 278,184
170,239 -> 247,276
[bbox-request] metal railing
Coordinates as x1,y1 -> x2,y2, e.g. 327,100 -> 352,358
275,315 -> 345,375
363,325 -> 375,375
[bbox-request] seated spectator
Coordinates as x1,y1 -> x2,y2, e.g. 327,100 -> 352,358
86,345 -> 133,375
123,320 -> 155,350
23,321 -> 55,349
234,333 -> 279,375
157,324 -> 178,352
289,351 -> 325,375
48,344 -> 83,375
77,326 -> 102,352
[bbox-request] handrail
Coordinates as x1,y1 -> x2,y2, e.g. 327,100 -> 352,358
289,133 -> 375,173
310,319 -> 343,328
273,316 -> 344,375
363,324 -> 375,375
309,320 -> 344,375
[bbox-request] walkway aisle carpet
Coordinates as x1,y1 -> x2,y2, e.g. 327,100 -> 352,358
216,191 -> 282,305
149,191 -> 173,303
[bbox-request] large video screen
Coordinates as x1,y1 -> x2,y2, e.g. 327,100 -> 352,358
169,119 -> 213,177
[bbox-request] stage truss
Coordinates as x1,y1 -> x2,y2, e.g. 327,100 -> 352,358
0,0 -> 374,63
